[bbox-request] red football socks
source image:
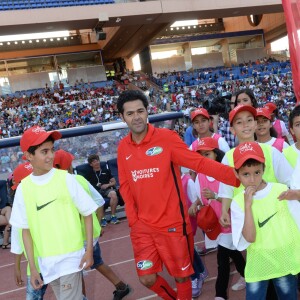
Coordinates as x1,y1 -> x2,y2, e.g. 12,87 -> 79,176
149,275 -> 176,299
176,279 -> 192,300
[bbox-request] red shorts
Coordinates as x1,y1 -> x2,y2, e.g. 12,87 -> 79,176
130,220 -> 194,278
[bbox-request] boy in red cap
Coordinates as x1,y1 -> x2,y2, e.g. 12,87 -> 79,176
10,126 -> 98,300
189,108 -> 230,153
255,108 -> 289,152
231,142 -> 300,299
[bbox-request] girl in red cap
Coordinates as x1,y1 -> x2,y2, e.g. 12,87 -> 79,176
255,108 -> 289,152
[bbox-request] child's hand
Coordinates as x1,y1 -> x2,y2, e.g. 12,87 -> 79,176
220,211 -> 231,227
79,251 -> 94,270
202,188 -> 216,200
30,269 -> 43,290
188,203 -> 198,216
244,186 -> 256,206
278,189 -> 300,201
14,269 -> 24,287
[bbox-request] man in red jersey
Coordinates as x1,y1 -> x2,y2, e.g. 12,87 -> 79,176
117,90 -> 239,300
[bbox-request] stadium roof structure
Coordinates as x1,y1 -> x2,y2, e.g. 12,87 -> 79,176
0,0 -> 284,63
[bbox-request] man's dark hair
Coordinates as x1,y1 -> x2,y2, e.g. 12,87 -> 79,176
27,136 -> 54,155
88,154 -> 100,164
117,90 -> 148,114
289,105 -> 300,128
235,89 -> 258,108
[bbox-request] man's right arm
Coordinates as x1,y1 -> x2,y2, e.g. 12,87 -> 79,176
118,146 -> 138,227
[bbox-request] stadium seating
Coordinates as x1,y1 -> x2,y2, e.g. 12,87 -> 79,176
0,0 -> 115,10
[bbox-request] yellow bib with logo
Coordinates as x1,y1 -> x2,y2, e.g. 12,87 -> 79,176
283,145 -> 298,168
233,183 -> 300,282
22,169 -> 83,257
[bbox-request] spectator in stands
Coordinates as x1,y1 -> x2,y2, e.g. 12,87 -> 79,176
0,205 -> 11,249
86,154 -> 120,227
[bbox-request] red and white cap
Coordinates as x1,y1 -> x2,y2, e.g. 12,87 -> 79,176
265,102 -> 277,113
191,108 -> 210,121
233,142 -> 265,169
229,105 -> 257,124
256,107 -> 271,120
20,126 -> 62,152
53,149 -> 74,171
196,137 -> 219,151
197,205 -> 221,240
12,162 -> 33,190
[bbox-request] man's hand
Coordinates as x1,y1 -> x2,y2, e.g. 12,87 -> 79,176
278,189 -> 300,201
30,269 -> 43,290
220,211 -> 231,227
79,250 -> 94,270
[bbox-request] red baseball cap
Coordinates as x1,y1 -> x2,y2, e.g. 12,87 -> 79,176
196,137 -> 219,151
197,205 -> 221,240
229,105 -> 257,125
20,126 -> 62,152
233,142 -> 265,169
265,102 -> 277,113
53,149 -> 74,171
12,162 -> 33,190
191,108 -> 210,121
256,107 -> 271,120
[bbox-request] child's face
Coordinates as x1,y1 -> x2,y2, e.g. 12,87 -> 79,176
25,141 -> 55,176
230,111 -> 257,141
198,150 -> 217,161
236,93 -> 253,106
236,163 -> 264,190
256,116 -> 272,137
290,116 -> 300,141
193,115 -> 210,136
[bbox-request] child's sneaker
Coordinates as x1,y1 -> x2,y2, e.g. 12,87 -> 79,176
100,217 -> 108,227
110,215 -> 120,224
192,276 -> 203,298
200,268 -> 209,281
231,276 -> 246,291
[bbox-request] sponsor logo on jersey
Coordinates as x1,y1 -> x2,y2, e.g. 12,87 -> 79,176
137,260 -> 153,270
131,168 -> 160,182
145,147 -> 163,156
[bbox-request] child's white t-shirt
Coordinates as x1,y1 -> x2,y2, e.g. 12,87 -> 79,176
231,182 -> 300,251
10,168 -> 98,284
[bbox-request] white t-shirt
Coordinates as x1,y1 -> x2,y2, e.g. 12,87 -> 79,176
231,183 -> 300,251
195,174 -> 235,250
262,137 -> 289,150
10,168 -> 98,284
291,158 -> 300,189
218,144 -> 293,200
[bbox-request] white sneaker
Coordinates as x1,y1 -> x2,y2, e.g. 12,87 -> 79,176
231,276 -> 246,291
215,297 -> 225,300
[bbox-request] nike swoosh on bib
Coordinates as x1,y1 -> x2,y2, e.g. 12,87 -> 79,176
36,199 -> 56,211
258,212 -> 277,228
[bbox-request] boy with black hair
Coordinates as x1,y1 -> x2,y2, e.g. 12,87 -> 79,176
231,142 -> 300,299
10,126 -> 97,300
283,105 -> 300,168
